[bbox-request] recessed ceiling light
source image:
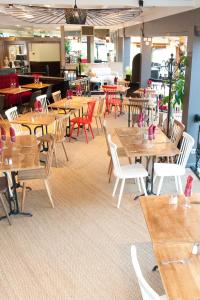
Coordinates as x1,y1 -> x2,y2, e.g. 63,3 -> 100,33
25,14 -> 34,19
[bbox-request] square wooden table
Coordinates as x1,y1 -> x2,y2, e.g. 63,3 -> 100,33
0,135 -> 41,220
153,242 -> 200,300
0,87 -> 31,94
140,194 -> 200,243
115,127 -> 179,194
21,83 -> 51,89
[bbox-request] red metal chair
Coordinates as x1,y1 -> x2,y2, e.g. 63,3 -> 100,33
69,101 -> 96,143
102,85 -> 122,118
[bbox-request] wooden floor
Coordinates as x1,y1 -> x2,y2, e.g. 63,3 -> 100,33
0,114 -> 199,300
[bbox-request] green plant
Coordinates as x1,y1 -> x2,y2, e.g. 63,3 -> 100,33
162,55 -> 188,109
125,66 -> 132,76
65,40 -> 71,55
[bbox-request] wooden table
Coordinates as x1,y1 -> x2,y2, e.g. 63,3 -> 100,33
154,242 -> 200,300
21,83 -> 51,89
0,87 -> 31,94
115,127 -> 179,194
0,135 -> 41,221
117,79 -> 130,87
134,88 -> 156,95
48,96 -> 94,114
10,111 -> 58,135
140,194 -> 200,243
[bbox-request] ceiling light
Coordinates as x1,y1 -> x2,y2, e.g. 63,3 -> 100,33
25,14 -> 34,19
65,0 -> 87,24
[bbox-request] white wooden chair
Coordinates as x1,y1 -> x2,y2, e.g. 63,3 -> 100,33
154,132 -> 195,195
5,106 -> 29,136
108,134 -> 148,208
131,245 -> 167,300
36,94 -> 48,112
52,90 -> 61,103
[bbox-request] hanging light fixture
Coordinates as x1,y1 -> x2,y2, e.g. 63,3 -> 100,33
65,0 -> 87,24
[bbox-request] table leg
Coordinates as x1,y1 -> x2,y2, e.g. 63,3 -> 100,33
128,105 -> 130,127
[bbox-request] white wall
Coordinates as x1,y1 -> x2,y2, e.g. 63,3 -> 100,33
29,43 -> 60,61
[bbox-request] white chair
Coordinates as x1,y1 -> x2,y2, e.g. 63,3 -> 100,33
107,134 -> 148,208
36,94 -> 48,112
154,132 -> 195,195
52,90 -> 61,103
131,245 -> 167,300
5,106 -> 28,136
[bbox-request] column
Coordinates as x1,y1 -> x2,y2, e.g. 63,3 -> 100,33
60,25 -> 65,69
123,37 -> 131,74
140,39 -> 152,87
116,37 -> 124,62
182,32 -> 200,166
87,36 -> 94,63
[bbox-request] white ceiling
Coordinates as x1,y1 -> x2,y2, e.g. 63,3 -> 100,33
0,0 -> 199,31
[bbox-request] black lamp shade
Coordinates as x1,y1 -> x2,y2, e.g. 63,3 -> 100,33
65,8 -> 87,24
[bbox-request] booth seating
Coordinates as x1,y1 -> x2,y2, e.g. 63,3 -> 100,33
0,73 -> 32,108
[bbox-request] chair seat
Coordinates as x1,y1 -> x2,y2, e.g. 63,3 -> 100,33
114,163 -> 148,179
70,117 -> 89,124
154,163 -> 185,177
18,167 -> 47,180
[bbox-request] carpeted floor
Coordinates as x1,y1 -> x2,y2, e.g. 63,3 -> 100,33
0,114 -> 199,300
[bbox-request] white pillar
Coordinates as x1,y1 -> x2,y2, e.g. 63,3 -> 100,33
140,39 -> 152,87
60,25 -> 65,69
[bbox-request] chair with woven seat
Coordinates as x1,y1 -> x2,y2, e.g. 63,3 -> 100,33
69,101 -> 96,143
18,135 -> 55,211
5,106 -> 29,136
52,90 -> 62,103
0,176 -> 11,225
131,245 -> 167,300
154,132 -> 194,195
38,114 -> 70,167
103,120 -> 131,183
108,134 -> 148,208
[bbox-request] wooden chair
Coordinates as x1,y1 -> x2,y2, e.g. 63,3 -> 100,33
52,90 -> 61,103
39,114 -> 70,167
170,119 -> 185,146
36,94 -> 48,112
103,120 -> 131,183
131,245 -> 167,300
93,96 -> 105,134
18,135 -> 55,211
5,106 -> 29,135
125,98 -> 149,127
102,86 -> 122,118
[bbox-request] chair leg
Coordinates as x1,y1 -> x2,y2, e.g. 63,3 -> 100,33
140,177 -> 147,196
107,158 -> 112,174
136,178 -> 141,192
117,178 -> 125,208
88,123 -> 94,139
177,176 -> 183,194
108,163 -> 113,183
95,117 -> 99,135
54,147 -> 58,168
44,179 -> 54,208
157,176 -> 164,195
0,194 -> 11,225
77,124 -> 80,136
175,176 -> 179,192
112,177 -> 119,197
61,142 -> 69,162
99,116 -> 103,129
83,125 -> 89,143
128,156 -> 132,164
69,123 -> 75,142
21,182 -> 26,212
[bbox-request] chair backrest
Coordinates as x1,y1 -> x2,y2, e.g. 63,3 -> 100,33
177,132 -> 195,167
107,134 -> 122,177
170,119 -> 185,146
103,120 -> 110,154
52,90 -> 61,103
5,106 -> 23,135
44,134 -> 55,176
85,101 -> 96,122
93,96 -> 105,117
54,114 -> 70,142
36,94 -> 48,112
131,245 -> 161,300
5,106 -> 18,121
30,90 -> 41,109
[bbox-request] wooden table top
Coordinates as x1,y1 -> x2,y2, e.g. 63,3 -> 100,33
101,86 -> 129,93
134,88 -> 156,94
140,194 -> 200,243
48,96 -> 94,110
0,87 -> 31,94
0,135 -> 41,172
115,127 -> 179,157
10,111 -> 57,126
154,242 -> 200,300
21,83 -> 51,89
